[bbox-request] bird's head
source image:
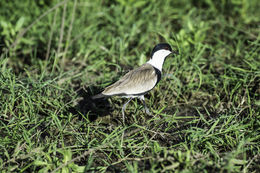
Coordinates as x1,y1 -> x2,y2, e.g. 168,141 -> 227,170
151,43 -> 178,59
148,43 -> 178,71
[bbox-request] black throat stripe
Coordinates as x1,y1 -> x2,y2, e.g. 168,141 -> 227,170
153,66 -> 161,86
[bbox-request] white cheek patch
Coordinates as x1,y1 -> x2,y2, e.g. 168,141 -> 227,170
147,50 -> 171,71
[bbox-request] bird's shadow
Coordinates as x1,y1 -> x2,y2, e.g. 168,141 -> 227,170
69,85 -> 113,122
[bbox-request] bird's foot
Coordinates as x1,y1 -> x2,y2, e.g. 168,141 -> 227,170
144,107 -> 153,116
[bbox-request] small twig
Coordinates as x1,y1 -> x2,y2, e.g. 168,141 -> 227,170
2,133 -> 38,167
243,154 -> 259,173
9,0 -> 69,52
56,1 -> 67,60
62,0 -> 77,60
50,148 -> 95,173
45,7 -> 59,61
50,128 -> 141,173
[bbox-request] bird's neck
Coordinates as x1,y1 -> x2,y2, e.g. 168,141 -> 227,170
147,58 -> 165,71
147,50 -> 170,71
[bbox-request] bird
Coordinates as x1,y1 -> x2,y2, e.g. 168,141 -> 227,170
92,43 -> 178,124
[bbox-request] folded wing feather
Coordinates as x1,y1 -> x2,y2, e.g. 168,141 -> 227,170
102,63 -> 159,96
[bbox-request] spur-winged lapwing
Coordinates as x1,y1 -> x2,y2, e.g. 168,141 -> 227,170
92,43 -> 178,123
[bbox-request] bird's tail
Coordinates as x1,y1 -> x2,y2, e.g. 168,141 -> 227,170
91,93 -> 107,99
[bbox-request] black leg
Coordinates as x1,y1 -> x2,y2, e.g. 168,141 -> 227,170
139,95 -> 152,115
122,98 -> 133,124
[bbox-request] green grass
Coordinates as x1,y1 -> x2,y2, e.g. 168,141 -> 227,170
0,0 -> 260,172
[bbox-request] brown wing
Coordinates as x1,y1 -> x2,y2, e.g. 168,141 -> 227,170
102,63 -> 160,96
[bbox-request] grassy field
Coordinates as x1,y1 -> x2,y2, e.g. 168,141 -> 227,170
0,0 -> 260,172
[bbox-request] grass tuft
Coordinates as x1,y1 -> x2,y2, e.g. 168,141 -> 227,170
0,0 -> 260,172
